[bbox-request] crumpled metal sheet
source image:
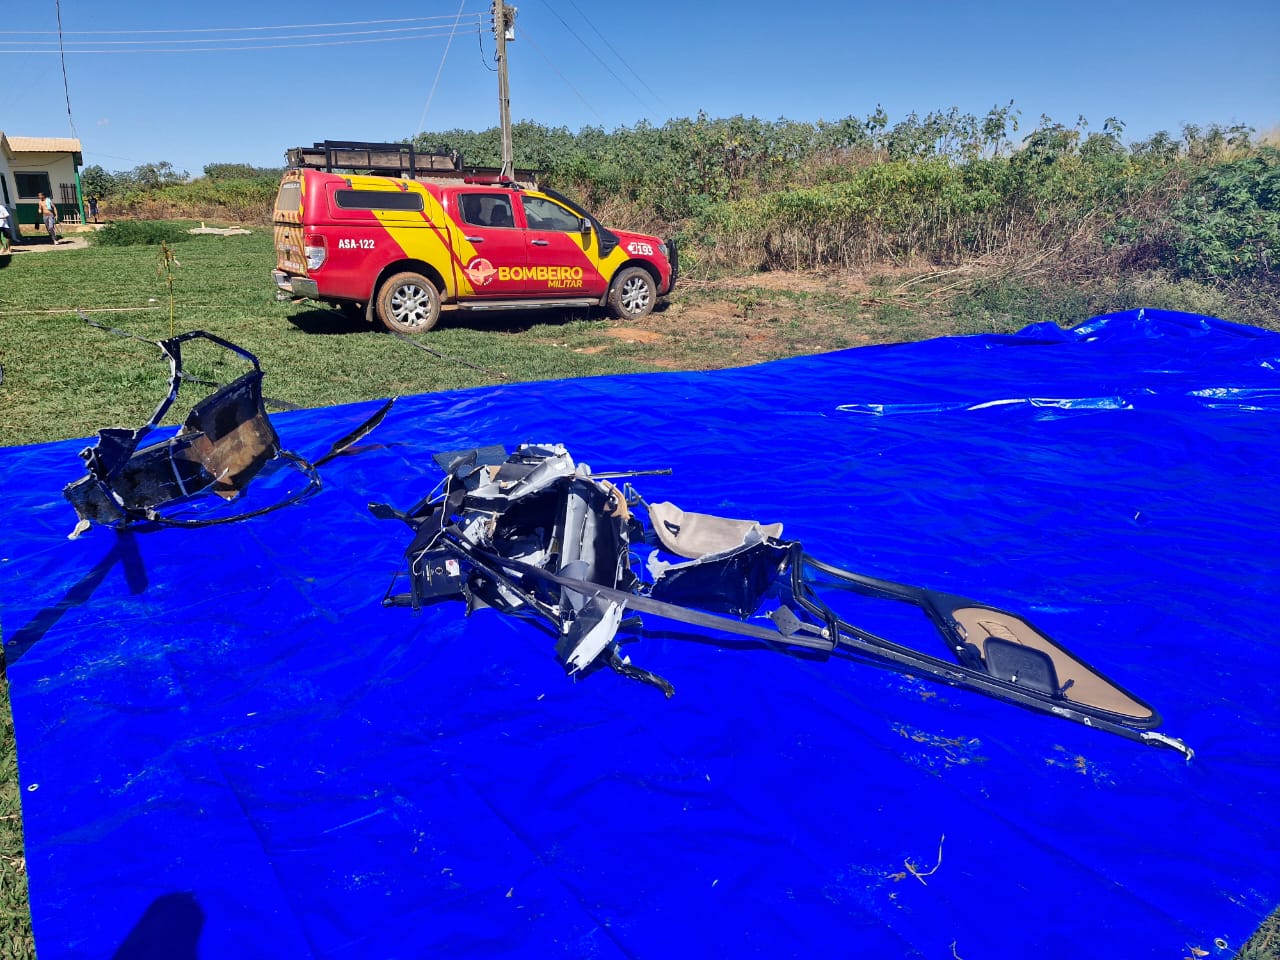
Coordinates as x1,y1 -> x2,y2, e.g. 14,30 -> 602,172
2,308 -> 1278,959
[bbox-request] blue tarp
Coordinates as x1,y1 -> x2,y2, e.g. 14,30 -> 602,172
2,308 -> 1278,958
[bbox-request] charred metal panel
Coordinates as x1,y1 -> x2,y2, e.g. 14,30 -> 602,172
63,329 -> 392,533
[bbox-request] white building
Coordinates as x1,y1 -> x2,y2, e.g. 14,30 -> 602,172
0,132 -> 85,231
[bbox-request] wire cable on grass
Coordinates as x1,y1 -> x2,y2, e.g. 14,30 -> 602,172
386,327 -> 506,378
0,306 -> 161,316
75,308 -> 156,343
73,309 -> 299,410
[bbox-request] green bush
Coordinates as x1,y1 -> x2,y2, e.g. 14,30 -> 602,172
91,220 -> 193,247
1173,147 -> 1280,281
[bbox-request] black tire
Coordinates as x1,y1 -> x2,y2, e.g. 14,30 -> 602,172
375,271 -> 441,333
607,266 -> 656,320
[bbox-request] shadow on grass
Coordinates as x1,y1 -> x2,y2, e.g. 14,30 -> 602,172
286,301 -> 670,337
285,304 -> 591,337
439,305 -> 599,334
285,307 -> 372,336
437,299 -> 671,334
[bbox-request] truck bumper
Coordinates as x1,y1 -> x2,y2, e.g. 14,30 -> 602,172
273,270 -> 319,299
664,238 -> 679,294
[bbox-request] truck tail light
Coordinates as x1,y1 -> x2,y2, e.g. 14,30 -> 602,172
304,233 -> 327,271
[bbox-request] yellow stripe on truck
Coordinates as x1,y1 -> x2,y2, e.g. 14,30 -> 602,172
355,182 -> 481,298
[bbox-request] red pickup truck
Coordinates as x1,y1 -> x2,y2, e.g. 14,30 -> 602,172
272,168 -> 678,333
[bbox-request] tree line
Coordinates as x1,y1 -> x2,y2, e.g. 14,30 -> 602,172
83,106 -> 1279,289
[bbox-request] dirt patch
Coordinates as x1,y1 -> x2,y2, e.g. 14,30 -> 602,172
538,265 -> 961,372
188,225 -> 253,236
603,326 -> 664,343
687,266 -> 916,298
5,235 -> 91,254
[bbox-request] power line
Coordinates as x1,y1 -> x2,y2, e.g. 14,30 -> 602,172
477,15 -> 497,71
2,22 -> 482,50
537,1 -> 654,115
561,0 -> 669,112
0,15 -> 477,36
416,0 -> 472,137
0,28 -> 483,55
6,23 -> 481,47
517,24 -> 603,124
55,0 -> 77,138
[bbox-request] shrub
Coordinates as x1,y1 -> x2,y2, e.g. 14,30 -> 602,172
91,220 -> 192,247
1173,147 -> 1280,281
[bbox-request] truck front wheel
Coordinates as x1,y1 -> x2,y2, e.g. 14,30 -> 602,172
375,272 -> 441,333
607,267 -> 656,320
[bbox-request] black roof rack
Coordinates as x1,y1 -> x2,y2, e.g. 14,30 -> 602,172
284,139 -> 540,187
285,140 -> 461,178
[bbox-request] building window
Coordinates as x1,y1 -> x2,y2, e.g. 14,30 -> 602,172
15,172 -> 52,199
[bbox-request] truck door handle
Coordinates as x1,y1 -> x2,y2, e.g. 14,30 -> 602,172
531,239 -> 550,246
464,236 -> 484,243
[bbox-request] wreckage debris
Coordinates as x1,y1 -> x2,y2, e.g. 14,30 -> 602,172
63,329 -> 392,535
372,443 -> 1191,758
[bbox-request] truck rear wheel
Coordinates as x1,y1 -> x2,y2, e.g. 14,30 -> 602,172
608,267 -> 656,320
375,272 -> 441,333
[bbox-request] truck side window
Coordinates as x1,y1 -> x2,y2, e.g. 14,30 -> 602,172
334,189 -> 424,212
522,196 -> 581,232
459,193 -> 515,229
275,181 -> 302,214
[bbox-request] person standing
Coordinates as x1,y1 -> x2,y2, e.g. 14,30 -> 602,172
0,199 -> 19,246
0,202 -> 10,253
89,195 -> 99,223
38,192 -> 58,243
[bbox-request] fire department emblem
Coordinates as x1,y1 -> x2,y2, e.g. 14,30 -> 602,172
466,257 -> 496,286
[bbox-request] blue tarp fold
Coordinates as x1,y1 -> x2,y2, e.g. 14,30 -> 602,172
2,308 -> 1278,958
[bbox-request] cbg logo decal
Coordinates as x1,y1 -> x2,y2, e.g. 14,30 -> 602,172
466,257 -> 496,286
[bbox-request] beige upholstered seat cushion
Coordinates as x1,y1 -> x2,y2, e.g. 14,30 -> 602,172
646,501 -> 783,560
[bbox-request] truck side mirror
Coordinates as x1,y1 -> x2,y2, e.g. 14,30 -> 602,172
579,216 -> 592,234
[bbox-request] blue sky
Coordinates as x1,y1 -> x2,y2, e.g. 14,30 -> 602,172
2,0 -> 1276,176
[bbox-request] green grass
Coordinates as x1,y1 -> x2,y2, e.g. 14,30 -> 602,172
0,225 -> 1276,958
0,669 -> 27,960
0,227 -> 659,447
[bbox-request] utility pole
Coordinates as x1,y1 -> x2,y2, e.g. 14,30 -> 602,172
492,0 -> 517,180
